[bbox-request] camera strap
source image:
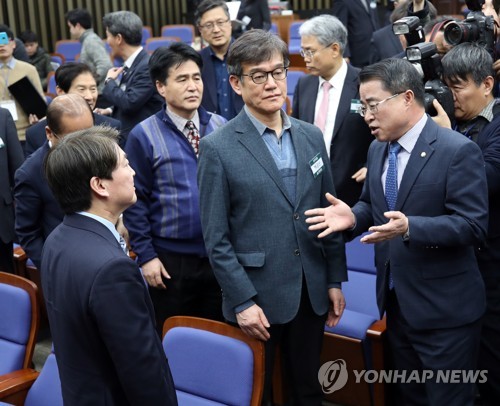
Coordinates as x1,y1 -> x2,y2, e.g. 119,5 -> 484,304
429,19 -> 456,43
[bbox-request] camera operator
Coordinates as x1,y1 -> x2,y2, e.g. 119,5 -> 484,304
433,42 -> 500,406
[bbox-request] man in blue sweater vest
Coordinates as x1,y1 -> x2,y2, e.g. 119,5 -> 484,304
124,43 -> 226,334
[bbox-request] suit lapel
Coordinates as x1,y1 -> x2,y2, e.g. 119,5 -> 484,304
302,76 -> 319,123
396,120 -> 436,210
371,142 -> 388,208
235,112 -> 294,206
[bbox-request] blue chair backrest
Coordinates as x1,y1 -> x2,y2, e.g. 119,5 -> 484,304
54,41 -> 81,63
163,326 -> 255,405
345,234 -> 376,274
24,353 -> 63,406
0,283 -> 32,374
343,269 -> 378,319
145,37 -> 179,53
270,23 -> 279,36
286,70 -> 305,97
288,21 -> 303,54
161,25 -> 194,44
142,26 -> 152,46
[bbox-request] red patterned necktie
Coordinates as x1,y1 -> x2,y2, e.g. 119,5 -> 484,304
185,120 -> 200,156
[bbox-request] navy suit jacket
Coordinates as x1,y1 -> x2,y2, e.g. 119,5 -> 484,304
199,46 -> 244,119
24,113 -> 121,157
292,65 -> 373,206
351,117 -> 488,330
333,0 -> 379,67
0,108 -> 24,244
198,110 -> 347,323
41,214 -> 177,405
102,49 -> 163,144
14,142 -> 63,269
370,24 -> 404,64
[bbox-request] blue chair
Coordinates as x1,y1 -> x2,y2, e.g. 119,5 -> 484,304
270,22 -> 279,36
54,40 -> 81,63
287,21 -> 304,55
49,53 -> 65,70
320,235 -> 386,406
286,68 -> 306,113
160,25 -> 195,45
0,352 -> 63,406
0,272 -> 40,377
145,37 -> 181,54
162,316 -> 265,406
142,26 -> 153,46
45,72 -> 56,97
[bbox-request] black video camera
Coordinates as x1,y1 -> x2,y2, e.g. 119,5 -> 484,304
393,16 -> 425,46
444,0 -> 495,56
406,42 -> 455,121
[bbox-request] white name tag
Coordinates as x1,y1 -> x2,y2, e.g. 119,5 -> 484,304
309,153 -> 324,178
0,100 -> 18,121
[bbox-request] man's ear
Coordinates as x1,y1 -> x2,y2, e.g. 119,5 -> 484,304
483,75 -> 495,96
229,74 -> 242,96
89,176 -> 109,198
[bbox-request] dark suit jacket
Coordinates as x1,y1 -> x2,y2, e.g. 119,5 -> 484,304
236,0 -> 271,31
14,142 -> 63,269
24,113 -> 122,157
333,0 -> 379,67
370,24 -> 404,64
0,108 -> 24,244
41,214 -> 177,405
292,65 -> 373,206
199,46 -> 244,119
351,118 -> 488,330
198,110 -> 347,323
102,49 -> 163,145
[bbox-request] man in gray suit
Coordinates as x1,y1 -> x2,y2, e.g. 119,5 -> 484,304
197,29 -> 347,405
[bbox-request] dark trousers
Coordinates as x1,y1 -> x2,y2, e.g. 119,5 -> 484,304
150,251 -> 223,335
263,281 -> 327,406
386,290 -> 481,406
0,240 -> 14,274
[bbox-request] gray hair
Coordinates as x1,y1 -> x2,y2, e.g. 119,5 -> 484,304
103,11 -> 143,46
299,14 -> 348,54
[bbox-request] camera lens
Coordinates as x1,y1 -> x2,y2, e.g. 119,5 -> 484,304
444,22 -> 465,45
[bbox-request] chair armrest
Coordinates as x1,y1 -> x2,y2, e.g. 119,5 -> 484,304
0,369 -> 39,405
367,316 -> 387,406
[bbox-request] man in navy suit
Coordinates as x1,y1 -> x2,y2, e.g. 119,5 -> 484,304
14,94 -> 94,270
195,0 -> 244,120
306,58 -> 488,405
101,11 -> 163,146
42,127 -> 177,406
198,30 -> 347,405
0,108 -> 24,273
293,15 -> 373,207
25,62 -> 121,157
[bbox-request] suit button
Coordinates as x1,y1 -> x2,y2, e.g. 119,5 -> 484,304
294,213 -> 300,220
294,249 -> 300,256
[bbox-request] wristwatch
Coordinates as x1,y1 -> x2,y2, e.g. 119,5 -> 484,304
104,77 -> 113,85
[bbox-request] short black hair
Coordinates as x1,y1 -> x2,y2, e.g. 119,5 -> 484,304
19,30 -> 38,44
0,25 -> 14,40
55,62 -> 95,93
44,126 -> 120,214
66,8 -> 92,30
195,0 -> 230,26
149,42 -> 203,84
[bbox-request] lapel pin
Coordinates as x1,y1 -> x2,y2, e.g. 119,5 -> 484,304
421,152 -> 426,158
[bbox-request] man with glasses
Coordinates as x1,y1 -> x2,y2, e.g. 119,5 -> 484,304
195,0 -> 243,120
197,29 -> 347,405
305,58 -> 488,405
293,15 -> 373,206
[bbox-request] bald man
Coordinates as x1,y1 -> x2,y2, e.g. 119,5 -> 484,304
14,94 -> 95,269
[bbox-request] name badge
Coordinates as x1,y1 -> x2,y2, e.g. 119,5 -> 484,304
350,99 -> 362,114
0,100 -> 18,121
0,137 -> 4,149
309,153 -> 324,178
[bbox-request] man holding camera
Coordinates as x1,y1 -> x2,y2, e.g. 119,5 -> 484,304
433,42 -> 500,406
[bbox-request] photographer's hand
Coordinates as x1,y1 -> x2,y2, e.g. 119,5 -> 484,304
430,99 -> 452,129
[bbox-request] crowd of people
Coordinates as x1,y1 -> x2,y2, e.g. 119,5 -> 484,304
0,0 -> 499,405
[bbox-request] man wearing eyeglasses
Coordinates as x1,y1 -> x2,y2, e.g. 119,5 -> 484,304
293,14 -> 373,207
305,58 -> 488,405
198,30 -> 347,405
195,0 -> 244,120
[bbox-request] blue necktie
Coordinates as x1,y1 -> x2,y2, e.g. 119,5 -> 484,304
385,142 -> 401,289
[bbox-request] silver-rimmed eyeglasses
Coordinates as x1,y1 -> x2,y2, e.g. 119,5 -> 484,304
357,93 -> 403,117
240,67 -> 288,84
198,18 -> 230,31
299,43 -> 333,59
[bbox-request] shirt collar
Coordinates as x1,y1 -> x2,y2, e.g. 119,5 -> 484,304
319,59 -> 348,90
244,105 -> 291,137
0,58 -> 16,69
77,212 -> 121,243
396,113 -> 427,154
166,105 -> 200,133
123,47 -> 143,69
477,98 -> 496,123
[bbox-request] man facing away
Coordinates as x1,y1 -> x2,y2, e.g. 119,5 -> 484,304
42,126 -> 177,405
124,43 -> 226,334
198,29 -> 347,405
306,58 -> 488,405
293,14 -> 373,207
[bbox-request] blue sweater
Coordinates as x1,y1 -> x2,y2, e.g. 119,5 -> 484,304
124,106 -> 226,265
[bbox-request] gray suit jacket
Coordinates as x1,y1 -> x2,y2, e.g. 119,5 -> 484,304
198,110 -> 347,323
